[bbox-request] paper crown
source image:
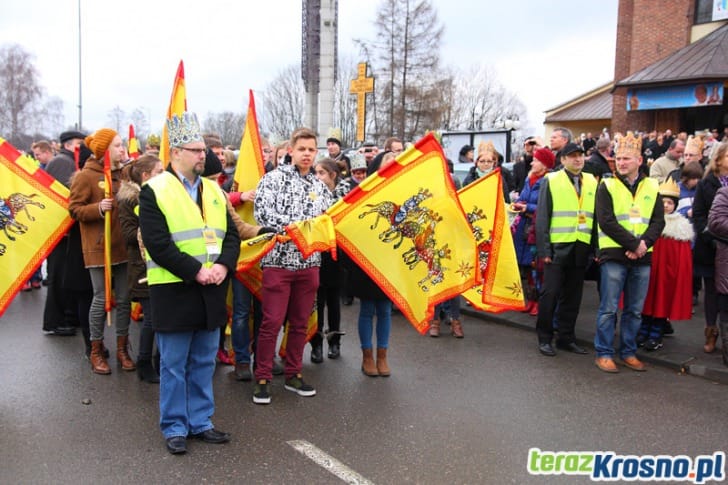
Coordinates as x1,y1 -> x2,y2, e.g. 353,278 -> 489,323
477,140 -> 496,160
166,112 -> 203,147
350,153 -> 367,171
658,177 -> 680,198
685,135 -> 704,155
615,131 -> 642,158
146,133 -> 161,147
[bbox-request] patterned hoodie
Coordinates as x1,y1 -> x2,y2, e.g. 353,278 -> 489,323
254,163 -> 333,270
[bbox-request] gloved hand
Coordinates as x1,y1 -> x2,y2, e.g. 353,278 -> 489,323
257,226 -> 277,235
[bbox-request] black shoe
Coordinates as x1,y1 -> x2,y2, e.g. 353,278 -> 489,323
137,359 -> 160,383
342,296 -> 354,306
310,345 -> 323,364
42,326 -> 76,337
166,436 -> 187,454
253,379 -> 271,405
539,342 -> 556,356
556,342 -> 588,354
233,362 -> 252,381
189,428 -> 230,444
662,320 -> 675,336
636,333 -> 647,347
327,342 -> 340,359
643,339 -> 663,351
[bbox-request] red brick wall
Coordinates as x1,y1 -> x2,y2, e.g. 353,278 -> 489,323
612,0 -> 694,132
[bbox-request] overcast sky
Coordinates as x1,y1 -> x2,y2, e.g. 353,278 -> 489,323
2,0 -> 618,139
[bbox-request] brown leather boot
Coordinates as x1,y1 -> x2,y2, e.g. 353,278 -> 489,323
704,326 -> 719,353
117,335 -> 136,371
376,348 -> 390,377
90,340 -> 111,375
451,318 -> 464,338
361,349 -> 378,377
429,319 -> 441,337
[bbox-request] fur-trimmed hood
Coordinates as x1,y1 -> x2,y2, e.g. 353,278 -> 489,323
117,180 -> 141,205
662,212 -> 694,242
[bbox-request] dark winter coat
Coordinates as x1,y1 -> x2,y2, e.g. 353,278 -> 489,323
512,175 -> 543,267
341,251 -> 387,301
692,172 -> 722,268
138,168 -> 241,333
118,180 -> 148,301
708,186 -> 728,294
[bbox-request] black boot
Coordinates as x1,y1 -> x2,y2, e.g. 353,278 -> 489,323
310,344 -> 323,364
328,334 -> 341,359
137,359 -> 160,383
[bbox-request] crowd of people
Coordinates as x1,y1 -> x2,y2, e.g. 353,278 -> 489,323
16,116 -> 728,454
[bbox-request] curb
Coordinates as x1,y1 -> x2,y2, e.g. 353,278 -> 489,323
462,307 -> 728,385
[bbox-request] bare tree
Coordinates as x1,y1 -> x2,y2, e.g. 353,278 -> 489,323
0,44 -> 43,142
37,96 -> 65,139
107,106 -> 125,133
203,111 -> 246,147
333,55 -> 359,148
259,65 -> 306,140
129,108 -> 149,139
446,65 -> 528,132
359,0 -> 445,140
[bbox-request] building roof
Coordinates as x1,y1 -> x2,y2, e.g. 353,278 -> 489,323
544,84 -> 613,123
615,23 -> 728,88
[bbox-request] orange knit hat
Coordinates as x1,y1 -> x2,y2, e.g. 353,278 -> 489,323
85,128 -> 118,160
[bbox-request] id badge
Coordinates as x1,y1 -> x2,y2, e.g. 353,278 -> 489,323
577,212 -> 587,230
202,228 -> 220,257
629,206 -> 641,225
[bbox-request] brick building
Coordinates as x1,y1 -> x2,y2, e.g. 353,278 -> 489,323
544,0 -> 727,137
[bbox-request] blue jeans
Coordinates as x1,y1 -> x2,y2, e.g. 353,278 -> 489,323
435,295 -> 461,320
358,299 -> 392,350
231,278 -> 261,365
594,261 -> 650,359
157,328 -> 219,439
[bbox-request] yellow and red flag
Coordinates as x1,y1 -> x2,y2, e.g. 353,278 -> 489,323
102,151 -> 116,324
0,138 -> 74,316
458,170 -> 525,312
160,60 -> 187,167
232,90 -> 268,297
233,90 -> 266,224
313,133 -> 478,334
128,124 -> 140,160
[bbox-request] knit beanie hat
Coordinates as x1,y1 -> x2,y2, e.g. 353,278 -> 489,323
533,147 -> 556,169
203,148 -> 223,177
85,128 -> 118,160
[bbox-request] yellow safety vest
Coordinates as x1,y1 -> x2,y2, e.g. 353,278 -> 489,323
546,170 -> 597,245
598,176 -> 659,251
144,172 -> 228,285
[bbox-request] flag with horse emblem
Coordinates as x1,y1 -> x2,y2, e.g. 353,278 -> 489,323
320,133 -> 479,334
0,138 -> 74,316
458,169 -> 525,312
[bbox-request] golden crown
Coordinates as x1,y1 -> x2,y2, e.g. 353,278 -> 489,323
615,131 -> 642,158
477,140 -> 496,160
166,112 -> 203,147
658,177 -> 680,198
685,135 -> 704,155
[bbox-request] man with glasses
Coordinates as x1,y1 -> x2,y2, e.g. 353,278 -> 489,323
139,112 -> 240,454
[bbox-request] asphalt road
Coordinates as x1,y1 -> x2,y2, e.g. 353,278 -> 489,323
1,288 -> 727,484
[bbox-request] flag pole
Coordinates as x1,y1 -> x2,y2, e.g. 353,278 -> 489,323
102,150 -> 115,326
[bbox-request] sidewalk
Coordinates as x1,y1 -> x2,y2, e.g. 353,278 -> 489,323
463,281 -> 728,385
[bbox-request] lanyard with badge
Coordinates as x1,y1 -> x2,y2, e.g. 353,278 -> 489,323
197,182 -> 220,260
569,173 -> 588,230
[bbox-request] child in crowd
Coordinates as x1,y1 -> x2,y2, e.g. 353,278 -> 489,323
638,179 -> 694,350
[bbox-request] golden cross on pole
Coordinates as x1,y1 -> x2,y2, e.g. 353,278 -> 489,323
349,62 -> 374,143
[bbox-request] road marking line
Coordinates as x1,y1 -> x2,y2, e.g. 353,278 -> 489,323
287,440 -> 375,485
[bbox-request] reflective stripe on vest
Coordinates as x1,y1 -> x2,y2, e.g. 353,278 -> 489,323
546,170 -> 597,244
143,172 -> 228,285
597,176 -> 658,251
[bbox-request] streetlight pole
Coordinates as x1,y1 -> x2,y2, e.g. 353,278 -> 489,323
77,0 -> 82,130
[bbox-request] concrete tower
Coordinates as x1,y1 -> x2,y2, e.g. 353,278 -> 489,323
302,0 -> 338,136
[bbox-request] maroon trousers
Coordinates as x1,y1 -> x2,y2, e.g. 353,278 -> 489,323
254,267 -> 319,380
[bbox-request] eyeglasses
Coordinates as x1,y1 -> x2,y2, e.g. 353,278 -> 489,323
180,147 -> 206,155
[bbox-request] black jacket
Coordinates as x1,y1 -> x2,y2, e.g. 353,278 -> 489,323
595,174 -> 665,266
583,151 -> 612,179
138,168 -> 240,332
692,172 -> 722,268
